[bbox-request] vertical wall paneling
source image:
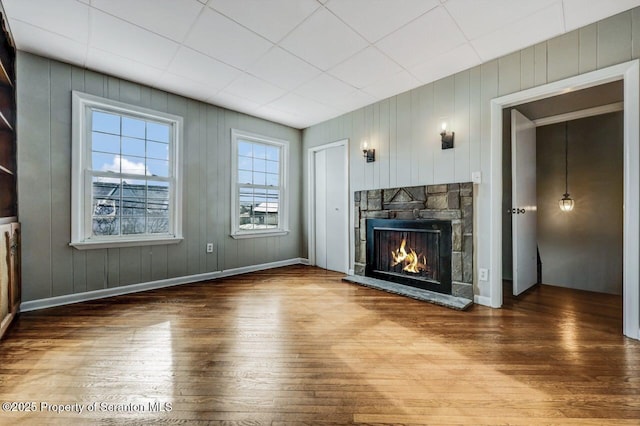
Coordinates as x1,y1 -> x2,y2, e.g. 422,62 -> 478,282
598,12 -> 632,69
434,76 -> 455,184
388,97 -> 397,188
378,99 -> 390,190
351,108 -> 365,190
454,71 -> 471,183
17,52 -> 303,302
498,52 -> 521,96
468,66 -> 482,174
205,106 -> 219,272
395,92 -> 411,188
520,47 -> 535,90
418,84 -> 434,184
70,67 -> 87,294
633,9 -> 640,59
49,61 -> 73,297
547,30 -> 580,82
17,54 -> 52,301
580,24 -> 598,74
534,42 -> 548,86
410,88 -> 421,185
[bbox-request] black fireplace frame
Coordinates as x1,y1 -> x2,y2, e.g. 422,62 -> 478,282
365,219 -> 452,294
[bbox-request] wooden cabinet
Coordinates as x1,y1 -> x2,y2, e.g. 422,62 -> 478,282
0,222 -> 19,338
0,4 -> 19,339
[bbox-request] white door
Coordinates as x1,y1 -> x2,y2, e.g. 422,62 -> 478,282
314,144 -> 348,273
511,109 -> 538,296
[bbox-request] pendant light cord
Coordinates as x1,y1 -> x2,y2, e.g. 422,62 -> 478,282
564,121 -> 569,195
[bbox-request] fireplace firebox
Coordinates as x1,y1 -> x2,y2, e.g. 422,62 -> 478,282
366,219 -> 452,295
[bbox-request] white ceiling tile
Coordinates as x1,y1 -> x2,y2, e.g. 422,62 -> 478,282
86,48 -> 165,87
90,11 -> 179,68
208,0 -> 319,43
167,47 -> 241,91
326,0 -> 439,42
221,73 -> 287,105
161,72 -> 219,102
471,2 -> 564,62
375,6 -> 467,68
329,47 -> 402,89
563,0 -> 640,31
2,0 -> 89,42
280,8 -> 368,70
210,91 -> 262,113
247,47 -> 321,90
91,0 -> 204,42
295,73 -> 356,106
184,8 -> 273,69
9,20 -> 87,66
362,70 -> 421,100
326,89 -> 377,112
445,0 -> 558,40
265,93 -> 338,118
409,43 -> 481,84
253,106 -> 307,128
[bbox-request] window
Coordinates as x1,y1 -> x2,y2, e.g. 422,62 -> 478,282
231,129 -> 289,238
71,91 -> 183,249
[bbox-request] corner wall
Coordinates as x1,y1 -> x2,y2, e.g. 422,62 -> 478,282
17,52 -> 303,302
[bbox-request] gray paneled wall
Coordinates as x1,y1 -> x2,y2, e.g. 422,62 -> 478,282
17,52 -> 302,302
536,113 -> 623,295
302,8 -> 639,299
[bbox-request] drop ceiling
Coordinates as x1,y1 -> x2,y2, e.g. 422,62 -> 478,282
3,0 -> 640,129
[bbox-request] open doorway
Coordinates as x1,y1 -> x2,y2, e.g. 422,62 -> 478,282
503,81 -> 624,298
488,60 -> 640,340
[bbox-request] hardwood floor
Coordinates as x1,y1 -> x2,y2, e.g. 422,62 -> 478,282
0,265 -> 638,425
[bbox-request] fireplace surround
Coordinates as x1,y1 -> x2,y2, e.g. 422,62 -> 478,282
354,183 -> 474,300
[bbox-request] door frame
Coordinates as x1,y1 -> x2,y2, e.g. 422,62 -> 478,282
489,60 -> 640,340
307,139 -> 350,271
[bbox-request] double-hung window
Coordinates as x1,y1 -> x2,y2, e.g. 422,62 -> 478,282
231,129 -> 289,238
71,91 -> 183,249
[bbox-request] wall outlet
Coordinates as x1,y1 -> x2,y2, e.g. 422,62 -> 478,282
479,268 -> 489,281
471,171 -> 482,184
206,243 -> 214,253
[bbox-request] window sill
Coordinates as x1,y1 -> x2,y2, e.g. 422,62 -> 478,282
70,236 -> 183,250
230,230 -> 289,239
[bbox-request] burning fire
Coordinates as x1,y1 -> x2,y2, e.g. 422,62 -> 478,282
391,239 -> 428,274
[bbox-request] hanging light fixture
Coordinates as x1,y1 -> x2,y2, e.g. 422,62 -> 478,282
559,121 -> 575,212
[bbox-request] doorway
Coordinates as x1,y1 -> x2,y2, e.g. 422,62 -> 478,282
308,140 -> 349,273
489,60 -> 640,340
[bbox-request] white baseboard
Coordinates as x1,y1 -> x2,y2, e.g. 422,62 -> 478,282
20,258 -> 309,312
474,295 -> 492,307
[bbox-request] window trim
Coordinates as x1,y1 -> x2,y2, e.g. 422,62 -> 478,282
230,129 -> 289,239
70,91 -> 184,249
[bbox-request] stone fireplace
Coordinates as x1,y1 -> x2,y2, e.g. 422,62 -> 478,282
353,183 -> 473,300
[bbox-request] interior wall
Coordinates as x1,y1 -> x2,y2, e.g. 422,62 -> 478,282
17,52 -> 303,303
536,113 -> 623,295
302,8 -> 640,302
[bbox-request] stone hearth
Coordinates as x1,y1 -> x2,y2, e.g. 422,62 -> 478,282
354,183 -> 474,300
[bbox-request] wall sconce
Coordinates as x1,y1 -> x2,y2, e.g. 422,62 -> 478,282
361,140 -> 375,162
440,122 -> 454,149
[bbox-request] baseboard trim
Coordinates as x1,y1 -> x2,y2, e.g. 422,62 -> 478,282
474,295 -> 492,307
20,258 -> 309,312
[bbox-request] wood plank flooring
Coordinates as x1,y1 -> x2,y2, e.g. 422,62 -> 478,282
0,265 -> 638,425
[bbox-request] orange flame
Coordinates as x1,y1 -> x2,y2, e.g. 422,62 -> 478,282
391,238 -> 428,274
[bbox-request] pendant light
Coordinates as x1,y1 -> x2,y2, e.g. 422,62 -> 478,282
559,121 -> 575,212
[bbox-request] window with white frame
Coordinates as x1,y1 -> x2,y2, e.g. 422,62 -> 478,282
71,91 -> 183,249
231,129 -> 289,238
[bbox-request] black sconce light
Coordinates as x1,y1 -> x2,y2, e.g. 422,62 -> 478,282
440,122 -> 454,149
361,140 -> 375,162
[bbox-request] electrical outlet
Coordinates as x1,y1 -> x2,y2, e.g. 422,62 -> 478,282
479,268 -> 488,281
471,171 -> 482,184
206,243 -> 214,253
